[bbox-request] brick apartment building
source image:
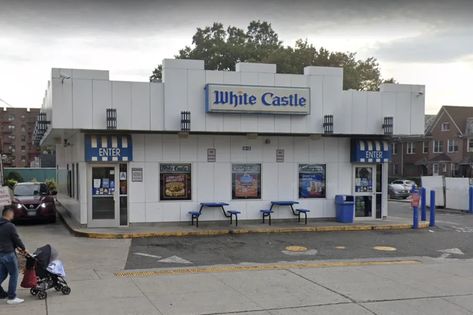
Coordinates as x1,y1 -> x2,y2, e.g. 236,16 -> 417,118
390,106 -> 473,179
0,107 -> 40,167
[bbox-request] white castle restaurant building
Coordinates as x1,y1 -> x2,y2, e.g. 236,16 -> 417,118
35,59 -> 425,228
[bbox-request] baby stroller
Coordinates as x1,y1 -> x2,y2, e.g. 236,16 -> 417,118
27,244 -> 71,300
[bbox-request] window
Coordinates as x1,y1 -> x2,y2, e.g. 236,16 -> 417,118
232,164 -> 261,199
392,143 -> 397,155
298,164 -> 326,198
21,125 -> 26,132
422,141 -> 429,154
160,163 -> 192,200
442,163 -> 447,173
468,139 -> 473,152
7,114 -> 15,121
433,140 -> 443,153
433,163 -> 439,175
8,125 -> 15,131
21,145 -> 25,151
441,122 -> 450,131
447,139 -> 458,153
406,142 -> 416,154
20,114 -> 25,119
21,135 -> 25,142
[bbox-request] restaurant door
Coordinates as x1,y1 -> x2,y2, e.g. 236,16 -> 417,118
353,165 -> 381,220
87,164 -> 128,227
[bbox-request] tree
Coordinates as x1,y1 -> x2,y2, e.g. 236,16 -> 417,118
150,21 -> 393,91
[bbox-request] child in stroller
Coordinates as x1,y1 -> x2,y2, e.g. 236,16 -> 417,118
27,244 -> 71,300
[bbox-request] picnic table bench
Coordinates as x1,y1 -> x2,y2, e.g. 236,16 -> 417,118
260,201 -> 310,225
189,202 -> 240,227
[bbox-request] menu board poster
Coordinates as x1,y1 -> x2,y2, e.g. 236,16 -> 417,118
232,164 -> 261,199
160,163 -> 192,200
298,164 -> 326,198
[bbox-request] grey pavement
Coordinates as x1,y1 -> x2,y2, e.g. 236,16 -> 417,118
2,202 -> 473,314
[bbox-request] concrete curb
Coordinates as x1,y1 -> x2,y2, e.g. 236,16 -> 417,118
58,210 -> 430,239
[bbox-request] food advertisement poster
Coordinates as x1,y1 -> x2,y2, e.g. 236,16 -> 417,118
160,163 -> 192,200
298,164 -> 326,198
232,164 -> 261,199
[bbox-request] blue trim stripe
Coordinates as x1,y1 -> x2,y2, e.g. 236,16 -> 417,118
352,140 -> 392,163
84,134 -> 133,162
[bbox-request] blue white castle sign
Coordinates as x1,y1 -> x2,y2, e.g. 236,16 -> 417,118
205,84 -> 310,115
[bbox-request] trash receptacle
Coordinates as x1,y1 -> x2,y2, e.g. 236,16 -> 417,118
335,195 -> 354,223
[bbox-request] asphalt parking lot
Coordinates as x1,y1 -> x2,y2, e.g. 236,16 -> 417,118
125,202 -> 473,269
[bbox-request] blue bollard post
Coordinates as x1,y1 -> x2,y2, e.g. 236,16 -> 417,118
413,206 -> 419,229
469,186 -> 473,214
420,187 -> 426,221
429,190 -> 435,227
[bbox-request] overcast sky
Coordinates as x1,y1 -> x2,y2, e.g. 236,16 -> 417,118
1,0 -> 472,114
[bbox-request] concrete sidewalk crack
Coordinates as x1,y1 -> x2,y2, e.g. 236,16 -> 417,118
130,278 -> 164,315
286,269 -> 378,315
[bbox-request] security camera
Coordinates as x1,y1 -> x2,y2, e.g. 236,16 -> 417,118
59,74 -> 71,84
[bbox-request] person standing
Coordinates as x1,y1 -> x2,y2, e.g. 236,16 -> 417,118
0,207 -> 26,305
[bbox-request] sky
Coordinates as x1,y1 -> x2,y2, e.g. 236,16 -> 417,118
0,0 -> 472,114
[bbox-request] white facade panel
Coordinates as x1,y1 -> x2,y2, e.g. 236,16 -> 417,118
72,79 -> 93,129
394,92 -> 411,135
150,83 -> 164,130
131,83 -> 150,130
112,81 -> 132,130
92,80 -> 111,129
163,68 -> 187,131
351,91 -> 368,134
365,92 -> 382,134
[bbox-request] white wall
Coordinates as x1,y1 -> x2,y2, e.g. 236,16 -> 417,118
445,177 -> 470,211
421,176 -> 445,207
43,60 -> 425,137
127,134 -> 353,223
55,132 -> 88,224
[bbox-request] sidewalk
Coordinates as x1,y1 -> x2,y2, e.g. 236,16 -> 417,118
57,205 -> 429,239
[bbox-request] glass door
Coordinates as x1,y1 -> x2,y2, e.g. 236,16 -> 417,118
353,165 -> 376,219
88,165 -> 119,227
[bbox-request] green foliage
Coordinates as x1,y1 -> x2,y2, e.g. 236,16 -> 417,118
150,21 -> 392,91
45,178 -> 57,192
5,171 -> 23,183
5,179 -> 17,189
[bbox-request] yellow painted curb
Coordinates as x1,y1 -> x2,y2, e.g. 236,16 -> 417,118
114,259 -> 421,278
58,210 -> 430,239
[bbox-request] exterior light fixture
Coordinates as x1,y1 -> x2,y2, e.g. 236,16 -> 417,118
382,116 -> 393,135
323,115 -> 334,134
106,108 -> 117,130
180,111 -> 191,132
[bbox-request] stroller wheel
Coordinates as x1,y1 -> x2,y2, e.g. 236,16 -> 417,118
54,284 -> 63,291
61,286 -> 71,295
30,288 -> 39,296
37,291 -> 47,300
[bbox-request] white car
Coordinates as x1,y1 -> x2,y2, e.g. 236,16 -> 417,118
390,179 -> 416,191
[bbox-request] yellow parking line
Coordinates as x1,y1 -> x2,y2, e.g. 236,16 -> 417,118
114,259 -> 421,278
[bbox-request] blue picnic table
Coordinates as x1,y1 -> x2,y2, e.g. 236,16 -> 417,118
260,201 -> 310,225
188,202 -> 240,227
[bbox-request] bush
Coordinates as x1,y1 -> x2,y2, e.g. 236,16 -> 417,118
6,179 -> 17,189
5,171 -> 23,183
45,179 -> 57,193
